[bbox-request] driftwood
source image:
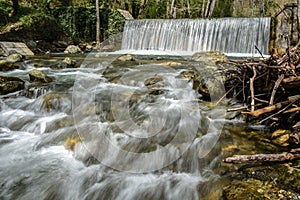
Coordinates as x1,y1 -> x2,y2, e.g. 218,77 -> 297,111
223,38 -> 300,165
224,150 -> 300,164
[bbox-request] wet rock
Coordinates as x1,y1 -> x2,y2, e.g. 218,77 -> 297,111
157,61 -> 182,66
29,69 -> 53,83
0,76 -> 25,95
277,164 -> 300,192
64,45 -> 82,54
86,44 -> 93,52
26,40 -> 37,50
43,93 -> 71,112
52,57 -> 78,69
144,75 -> 164,87
223,179 -> 264,200
191,51 -> 228,63
117,54 -> 135,62
226,163 -> 300,199
0,60 -> 20,71
6,53 -> 23,63
223,178 -> 299,200
101,44 -> 116,52
64,137 -> 81,151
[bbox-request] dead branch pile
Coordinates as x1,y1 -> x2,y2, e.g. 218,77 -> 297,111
227,40 -> 300,131
223,40 -> 300,164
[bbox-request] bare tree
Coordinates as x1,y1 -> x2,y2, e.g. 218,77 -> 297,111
138,0 -> 146,18
96,0 -> 100,49
204,0 -> 216,18
170,0 -> 176,18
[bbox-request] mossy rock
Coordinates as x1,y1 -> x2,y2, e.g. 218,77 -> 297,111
52,57 -> 79,69
277,164 -> 300,192
0,60 -> 21,71
6,53 -> 23,63
223,179 -> 264,200
64,45 -> 82,54
29,69 -> 53,83
0,76 -> 25,95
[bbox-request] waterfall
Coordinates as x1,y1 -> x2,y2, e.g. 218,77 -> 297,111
121,18 -> 271,55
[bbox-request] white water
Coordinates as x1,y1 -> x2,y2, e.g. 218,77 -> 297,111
0,56 -> 227,199
121,18 -> 271,56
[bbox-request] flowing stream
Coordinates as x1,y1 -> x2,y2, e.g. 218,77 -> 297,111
0,53 -> 243,200
0,17 -> 271,199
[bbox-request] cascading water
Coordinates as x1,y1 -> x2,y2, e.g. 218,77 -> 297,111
0,54 -> 231,200
121,18 -> 271,56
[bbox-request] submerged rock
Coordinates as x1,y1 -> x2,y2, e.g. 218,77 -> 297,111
64,45 -> 82,54
0,75 -> 25,95
43,93 -> 71,112
29,69 -> 53,83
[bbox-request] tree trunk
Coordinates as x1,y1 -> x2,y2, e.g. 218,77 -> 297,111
96,0 -> 101,49
204,0 -> 216,18
170,0 -> 176,18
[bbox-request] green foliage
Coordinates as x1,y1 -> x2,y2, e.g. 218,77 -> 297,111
19,12 -> 64,41
53,6 -> 125,43
213,0 -> 234,17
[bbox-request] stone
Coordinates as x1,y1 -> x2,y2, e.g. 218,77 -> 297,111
0,60 -> 20,71
43,93 -> 70,112
144,75 -> 164,87
6,53 -> 23,63
26,40 -> 37,49
191,51 -> 228,63
117,54 -> 135,62
51,57 -> 78,69
0,76 -> 25,95
29,69 -> 53,83
101,44 -> 116,52
64,45 -> 82,54
157,61 -> 182,66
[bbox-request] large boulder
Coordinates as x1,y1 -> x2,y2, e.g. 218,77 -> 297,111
29,69 -> 53,83
0,53 -> 24,72
64,45 -> 82,54
0,76 -> 25,95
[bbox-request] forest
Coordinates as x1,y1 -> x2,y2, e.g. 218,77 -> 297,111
0,0 -> 296,46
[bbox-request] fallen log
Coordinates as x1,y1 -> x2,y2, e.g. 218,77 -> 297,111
224,150 -> 300,164
242,95 -> 300,117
